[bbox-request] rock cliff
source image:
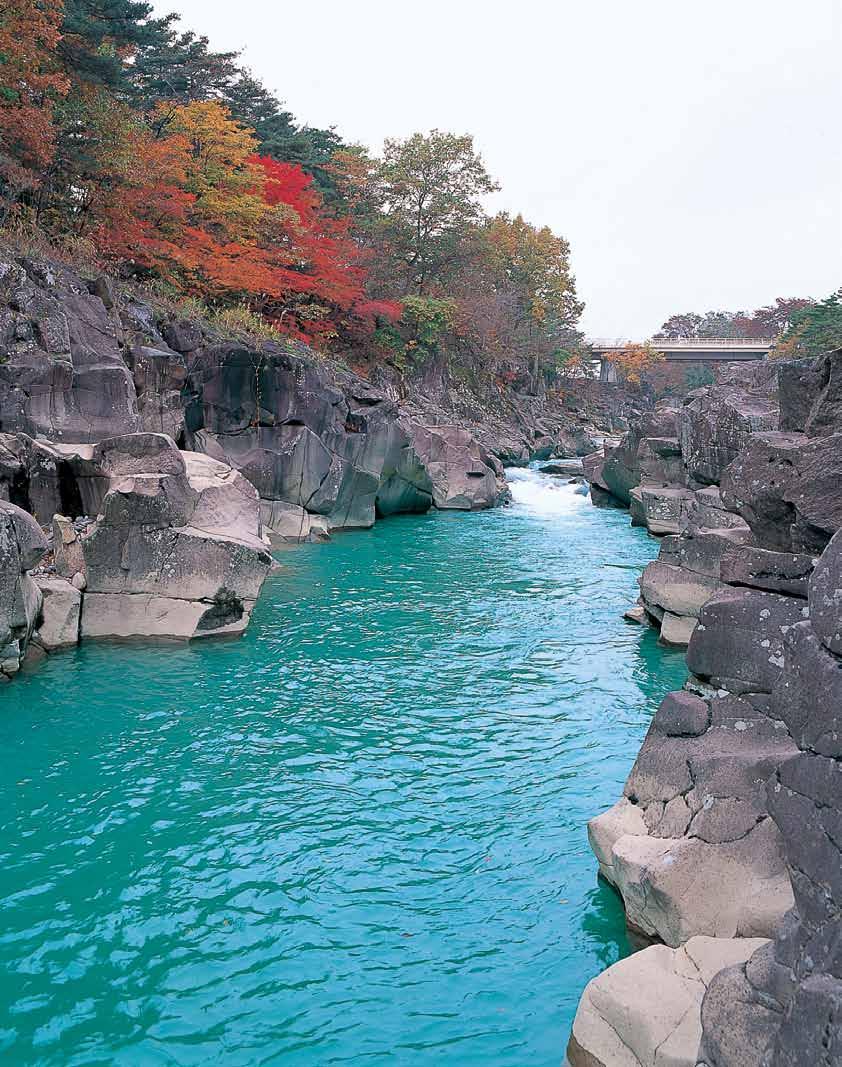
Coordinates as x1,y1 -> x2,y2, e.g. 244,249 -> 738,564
572,351 -> 842,1065
0,246 -> 619,659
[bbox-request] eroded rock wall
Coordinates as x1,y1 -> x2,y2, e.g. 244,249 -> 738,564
574,349 -> 842,1066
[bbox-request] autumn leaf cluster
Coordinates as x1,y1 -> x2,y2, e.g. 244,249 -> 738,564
0,0 -> 584,378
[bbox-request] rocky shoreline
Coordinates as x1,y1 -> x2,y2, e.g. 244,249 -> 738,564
0,248 -> 625,675
571,353 -> 842,1066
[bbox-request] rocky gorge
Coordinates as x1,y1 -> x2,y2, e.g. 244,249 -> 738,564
2,247 -> 839,1066
0,248 -> 627,675
571,351 -> 842,1066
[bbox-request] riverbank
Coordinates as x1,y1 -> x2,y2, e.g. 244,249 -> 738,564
571,353 -> 842,1067
0,246 -> 632,672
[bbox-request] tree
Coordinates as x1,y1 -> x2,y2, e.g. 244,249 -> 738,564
656,312 -> 703,339
772,291 -> 842,359
656,309 -> 740,339
734,297 -> 814,340
460,212 -> 583,385
130,28 -> 240,111
58,0 -> 170,91
162,100 -> 266,242
375,130 -> 499,294
657,299 -> 816,343
0,0 -> 69,203
222,74 -> 344,198
484,213 -> 582,336
606,342 -> 665,385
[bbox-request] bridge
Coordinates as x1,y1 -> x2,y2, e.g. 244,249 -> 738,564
589,337 -> 773,382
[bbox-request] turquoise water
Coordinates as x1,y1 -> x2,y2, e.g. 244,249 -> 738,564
0,471 -> 686,1066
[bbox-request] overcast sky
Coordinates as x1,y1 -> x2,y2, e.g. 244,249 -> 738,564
154,0 -> 841,337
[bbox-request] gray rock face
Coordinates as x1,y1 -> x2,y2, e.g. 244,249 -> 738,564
777,357 -> 826,433
0,256 -> 140,442
719,544 -> 815,598
0,499 -> 47,676
124,342 -> 187,440
0,430 -> 273,648
601,404 -> 685,505
678,362 -> 779,485
577,352 -> 842,1067
686,587 -> 806,695
589,682 -> 796,948
698,942 -> 787,1067
184,344 -> 441,530
697,500 -> 842,1065
403,423 -> 508,510
76,437 -> 272,640
629,485 -> 695,534
807,528 -> 842,656
721,430 -> 842,554
635,495 -> 751,647
776,348 -> 842,438
0,254 -> 515,541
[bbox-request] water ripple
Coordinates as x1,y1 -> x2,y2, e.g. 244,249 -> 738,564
0,473 -> 686,1066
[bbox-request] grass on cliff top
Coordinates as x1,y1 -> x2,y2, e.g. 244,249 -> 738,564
0,221 -> 326,359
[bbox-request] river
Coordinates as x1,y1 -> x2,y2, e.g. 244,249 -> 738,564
0,469 -> 686,1066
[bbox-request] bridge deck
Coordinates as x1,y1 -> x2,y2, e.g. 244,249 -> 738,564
589,337 -> 772,360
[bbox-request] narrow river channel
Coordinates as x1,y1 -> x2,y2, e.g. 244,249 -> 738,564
1,470 -> 687,1066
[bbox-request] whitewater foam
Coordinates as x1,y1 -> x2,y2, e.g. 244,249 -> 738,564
505,466 -> 590,517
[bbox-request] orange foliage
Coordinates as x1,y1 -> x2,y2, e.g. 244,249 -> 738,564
0,0 -> 69,189
606,342 -> 665,385
91,101 -> 390,339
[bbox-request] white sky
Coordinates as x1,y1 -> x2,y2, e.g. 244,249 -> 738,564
153,0 -> 842,337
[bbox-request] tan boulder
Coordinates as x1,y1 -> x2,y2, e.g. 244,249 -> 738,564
568,936 -> 769,1067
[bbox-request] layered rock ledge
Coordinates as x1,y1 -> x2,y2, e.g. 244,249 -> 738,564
575,350 -> 842,1065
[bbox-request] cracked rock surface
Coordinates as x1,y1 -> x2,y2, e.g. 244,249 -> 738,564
576,350 -> 842,1065
568,936 -> 769,1067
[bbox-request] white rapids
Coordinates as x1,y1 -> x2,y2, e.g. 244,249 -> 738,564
505,465 -> 590,517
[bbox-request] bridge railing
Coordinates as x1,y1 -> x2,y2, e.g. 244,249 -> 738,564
589,336 -> 774,349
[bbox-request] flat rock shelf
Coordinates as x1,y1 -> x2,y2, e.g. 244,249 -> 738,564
0,471 -> 686,1066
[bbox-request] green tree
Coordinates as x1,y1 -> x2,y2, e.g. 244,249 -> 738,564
375,130 -> 499,294
58,0 -> 170,90
130,28 -> 240,111
773,290 -> 842,359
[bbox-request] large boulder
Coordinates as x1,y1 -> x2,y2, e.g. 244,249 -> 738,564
589,686 -> 796,948
0,499 -> 47,676
639,560 -> 722,622
404,423 -> 509,510
73,434 -> 272,640
259,500 -> 330,545
33,576 -> 81,650
568,936 -> 769,1067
